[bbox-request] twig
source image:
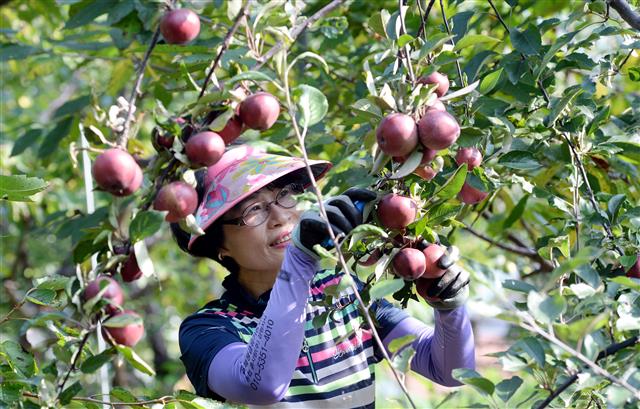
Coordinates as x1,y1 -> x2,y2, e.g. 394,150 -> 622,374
118,26 -> 162,148
558,131 -> 623,256
520,315 -> 640,401
439,0 -> 465,87
197,3 -> 248,100
608,0 -> 640,30
398,0 -> 416,85
23,392 -> 176,407
281,50 -> 418,409
0,299 -> 26,326
254,0 -> 345,70
56,330 -> 92,398
535,336 -> 639,409
416,0 -> 436,40
614,49 -> 634,74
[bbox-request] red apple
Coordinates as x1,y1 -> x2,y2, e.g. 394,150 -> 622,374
154,181 -> 198,222
458,182 -> 488,204
83,276 -> 123,314
121,254 -> 142,282
153,128 -> 175,150
393,248 -> 426,280
377,194 -> 418,229
185,131 -> 225,167
239,92 -> 280,130
160,9 -> 200,45
418,110 -> 460,150
422,244 -> 447,278
102,310 -> 144,347
627,256 -> 640,279
218,116 -> 244,144
455,147 -> 482,170
427,99 -> 446,112
418,72 -> 450,97
92,149 -> 142,196
376,113 -> 419,157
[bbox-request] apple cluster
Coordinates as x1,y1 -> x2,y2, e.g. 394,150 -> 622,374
376,71 -> 488,205
82,276 -> 144,347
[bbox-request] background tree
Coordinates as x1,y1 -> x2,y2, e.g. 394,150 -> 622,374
1,0 -> 639,408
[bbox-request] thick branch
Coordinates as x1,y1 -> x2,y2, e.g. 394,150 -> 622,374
416,0 -> 436,40
254,0 -> 346,70
198,3 -> 249,100
608,0 -> 640,30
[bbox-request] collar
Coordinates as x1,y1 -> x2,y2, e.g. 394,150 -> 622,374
221,274 -> 271,314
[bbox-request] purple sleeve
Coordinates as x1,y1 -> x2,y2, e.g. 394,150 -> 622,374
382,306 -> 475,387
206,245 -> 317,405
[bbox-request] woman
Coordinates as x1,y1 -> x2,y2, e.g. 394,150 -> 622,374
173,145 -> 475,408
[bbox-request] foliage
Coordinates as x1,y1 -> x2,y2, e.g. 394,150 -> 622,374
1,0 -> 639,408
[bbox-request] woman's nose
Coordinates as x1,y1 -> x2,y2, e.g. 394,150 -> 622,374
267,203 -> 291,227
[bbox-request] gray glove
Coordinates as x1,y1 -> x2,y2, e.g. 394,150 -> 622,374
292,188 -> 376,260
417,245 -> 470,310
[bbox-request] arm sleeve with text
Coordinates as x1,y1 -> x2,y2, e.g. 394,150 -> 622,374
204,245 -> 318,405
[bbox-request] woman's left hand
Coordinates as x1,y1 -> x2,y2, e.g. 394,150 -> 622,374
420,246 -> 471,310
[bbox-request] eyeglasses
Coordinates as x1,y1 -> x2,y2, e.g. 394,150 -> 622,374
221,183 -> 303,227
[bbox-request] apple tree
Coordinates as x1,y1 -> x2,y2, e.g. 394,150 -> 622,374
1,0 -> 639,408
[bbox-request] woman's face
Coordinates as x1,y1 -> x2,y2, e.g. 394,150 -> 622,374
219,185 -> 302,275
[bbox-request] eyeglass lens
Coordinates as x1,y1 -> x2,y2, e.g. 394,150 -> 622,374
242,184 -> 300,226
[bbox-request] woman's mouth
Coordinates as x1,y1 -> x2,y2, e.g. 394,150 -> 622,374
270,232 -> 292,248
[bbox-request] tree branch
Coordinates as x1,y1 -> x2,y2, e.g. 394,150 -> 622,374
57,330 -> 92,399
536,336 -> 639,409
118,26 -> 162,148
439,0 -> 465,87
416,0 -> 436,40
254,0 -> 346,70
197,3 -> 249,100
608,0 -> 640,30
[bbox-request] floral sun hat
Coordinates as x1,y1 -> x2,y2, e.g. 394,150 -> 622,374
188,144 -> 332,249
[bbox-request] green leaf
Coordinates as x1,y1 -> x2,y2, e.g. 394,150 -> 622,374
38,117 -> 74,158
436,164 -> 467,200
453,34 -> 500,51
103,311 -> 143,328
110,386 -> 139,404
479,68 -> 503,94
289,51 -> 329,73
495,376 -> 523,402
0,341 -> 36,377
367,11 -> 389,38
388,334 -> 416,354
418,33 -> 454,59
610,276 -> 640,292
0,175 -> 48,201
498,150 -> 541,170
81,348 -> 115,373
294,85 -> 328,127
527,291 -> 566,324
65,0 -> 118,29
544,87 -> 583,127
59,381 -> 82,405
114,344 -> 155,376
349,223 -> 388,239
26,288 -> 57,306
502,279 -> 536,293
397,34 -> 414,48
0,43 -> 43,61
53,95 -> 91,119
607,194 -> 626,224
510,25 -> 541,56
227,70 -> 275,85
503,195 -> 529,230
129,210 -> 165,243
36,276 -> 70,291
628,67 -> 640,82
516,337 -> 545,366
10,128 -> 42,157
312,311 -> 330,328
369,278 -> 405,301
390,149 -> 423,179
452,368 -> 495,396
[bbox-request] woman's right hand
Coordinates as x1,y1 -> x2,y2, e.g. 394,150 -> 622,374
292,188 -> 376,259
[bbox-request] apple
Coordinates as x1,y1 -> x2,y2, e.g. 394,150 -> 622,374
377,194 -> 418,229
153,128 -> 175,150
185,131 -> 225,167
414,165 -> 438,181
627,256 -> 640,279
458,182 -> 488,205
455,147 -> 482,170
418,110 -> 460,150
83,276 -> 123,314
102,310 -> 144,347
418,72 -> 450,97
92,149 -> 142,196
160,9 -> 201,45
121,254 -> 142,282
376,113 -> 419,157
393,248 -> 426,280
239,92 -> 280,130
218,116 -> 244,144
154,181 -> 198,222
427,99 -> 446,112
422,244 -> 447,278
